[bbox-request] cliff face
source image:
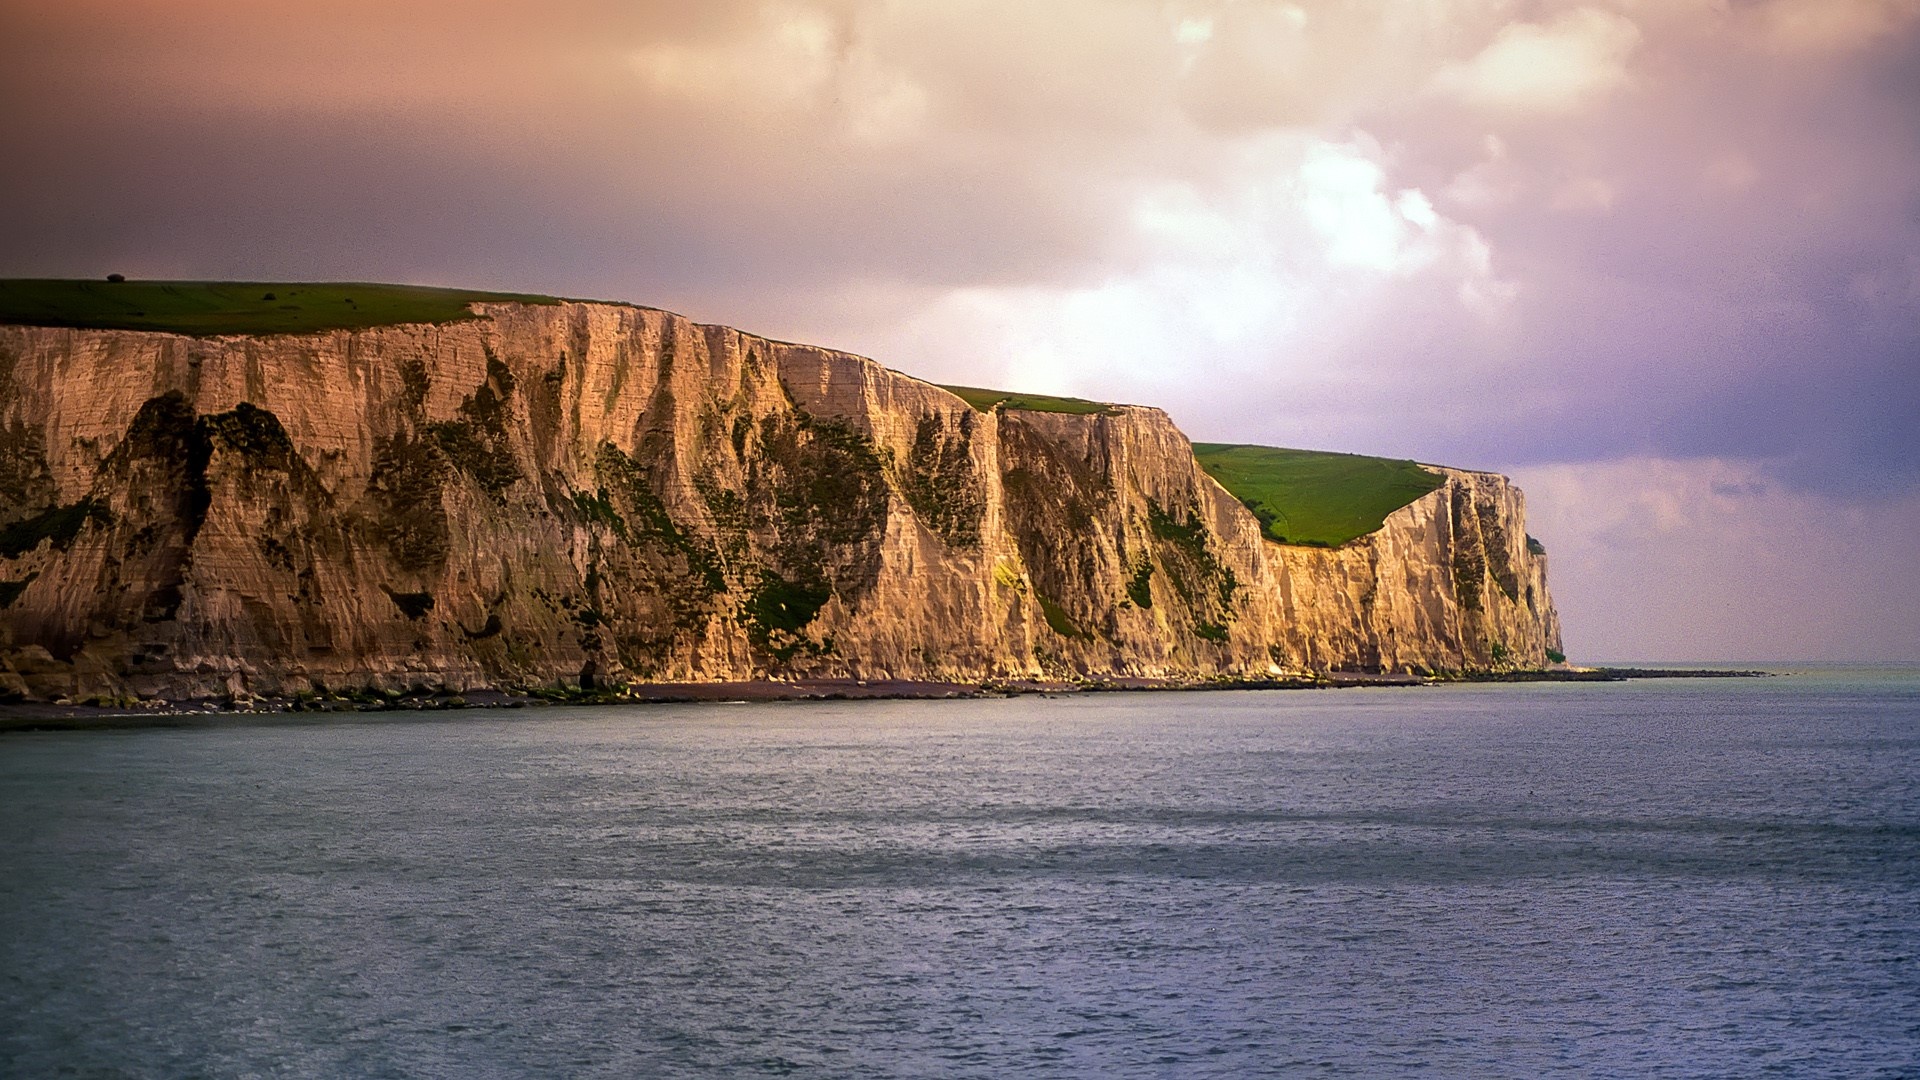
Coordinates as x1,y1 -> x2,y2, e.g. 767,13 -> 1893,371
0,302 -> 1561,700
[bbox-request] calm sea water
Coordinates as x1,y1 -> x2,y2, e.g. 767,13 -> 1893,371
3,667 -> 1917,1078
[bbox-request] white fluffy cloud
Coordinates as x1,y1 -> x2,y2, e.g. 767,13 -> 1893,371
861,135 -> 1511,403
1434,8 -> 1641,114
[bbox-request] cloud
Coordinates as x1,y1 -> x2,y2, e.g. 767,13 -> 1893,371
1434,8 -> 1642,114
1,0 -> 1917,660
1512,457 -> 1920,661
856,134 -> 1512,408
627,3 -> 934,147
1548,176 -> 1618,212
1176,0 -> 1495,131
1297,143 -> 1430,272
1755,0 -> 1920,54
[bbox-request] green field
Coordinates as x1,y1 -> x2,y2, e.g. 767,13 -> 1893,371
1191,443 -> 1446,547
0,279 -> 566,336
938,384 -> 1117,415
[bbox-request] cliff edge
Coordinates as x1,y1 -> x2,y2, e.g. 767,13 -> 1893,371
0,298 -> 1561,700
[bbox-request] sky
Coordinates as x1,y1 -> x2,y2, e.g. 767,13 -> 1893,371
2,0 -> 1916,661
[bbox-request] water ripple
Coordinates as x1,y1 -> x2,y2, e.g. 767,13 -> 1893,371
3,672 -> 1917,1077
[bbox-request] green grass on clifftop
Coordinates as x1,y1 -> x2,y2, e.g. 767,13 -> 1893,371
938,384 -> 1117,415
1191,443 -> 1446,547
0,279 -> 565,336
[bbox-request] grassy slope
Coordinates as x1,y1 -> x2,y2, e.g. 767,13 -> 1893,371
940,382 -> 1441,546
938,384 -> 1116,415
1191,443 -> 1446,547
0,279 -> 566,336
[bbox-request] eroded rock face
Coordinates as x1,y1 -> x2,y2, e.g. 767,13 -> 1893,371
0,303 -> 1561,700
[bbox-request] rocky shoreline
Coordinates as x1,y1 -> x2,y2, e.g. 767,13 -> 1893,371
0,667 -> 1774,732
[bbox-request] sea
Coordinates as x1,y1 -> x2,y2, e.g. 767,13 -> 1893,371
2,665 -> 1916,1078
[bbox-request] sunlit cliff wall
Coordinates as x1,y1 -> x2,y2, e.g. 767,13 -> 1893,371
0,303 -> 1560,700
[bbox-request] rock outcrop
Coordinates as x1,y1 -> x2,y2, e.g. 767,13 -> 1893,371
0,301 -> 1561,700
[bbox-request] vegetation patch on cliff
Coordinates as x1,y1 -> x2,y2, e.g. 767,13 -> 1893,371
998,416 -> 1115,635
592,442 -> 726,597
1145,498 -> 1241,640
362,352 -> 520,571
744,570 -> 833,660
0,571 -> 37,608
366,430 -> 451,571
1451,487 -> 1488,613
66,395 -> 310,566
1476,500 -> 1522,602
899,412 -> 984,548
1191,443 -> 1445,547
762,409 -> 890,548
742,406 -> 892,609
1036,592 -> 1091,641
201,401 -> 300,470
1147,499 -> 1238,609
0,279 -> 564,336
939,384 -> 1118,416
44,394 -> 343,646
0,346 -> 57,521
381,587 -> 435,620
0,499 -> 110,558
577,443 -> 728,672
1125,560 -> 1154,609
992,560 -> 1026,593
427,352 -> 521,500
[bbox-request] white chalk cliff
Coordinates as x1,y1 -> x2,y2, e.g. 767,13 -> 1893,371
0,301 -> 1561,700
